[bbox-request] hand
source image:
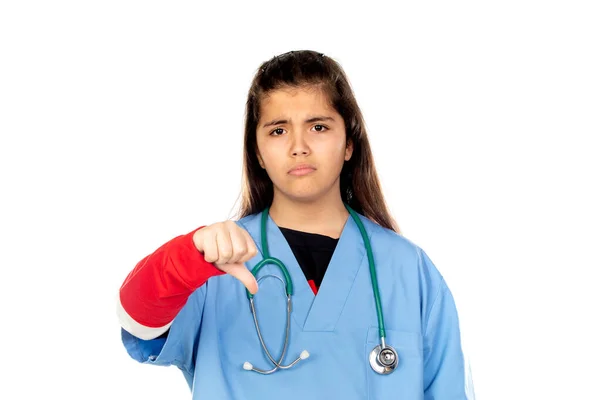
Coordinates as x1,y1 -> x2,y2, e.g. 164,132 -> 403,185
193,221 -> 259,294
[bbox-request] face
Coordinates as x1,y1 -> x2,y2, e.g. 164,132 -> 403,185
255,86 -> 353,203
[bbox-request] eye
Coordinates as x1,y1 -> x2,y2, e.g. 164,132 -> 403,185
270,128 -> 285,136
312,124 -> 329,132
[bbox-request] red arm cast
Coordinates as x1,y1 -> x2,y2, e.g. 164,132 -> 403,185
117,226 -> 225,340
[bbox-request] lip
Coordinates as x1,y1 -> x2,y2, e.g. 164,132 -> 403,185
288,164 -> 316,176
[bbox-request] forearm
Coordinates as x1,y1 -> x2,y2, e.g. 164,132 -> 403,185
117,226 -> 224,340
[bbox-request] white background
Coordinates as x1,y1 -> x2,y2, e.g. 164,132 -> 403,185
1,1 -> 598,399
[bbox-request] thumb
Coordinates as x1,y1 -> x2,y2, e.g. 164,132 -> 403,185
219,262 -> 259,295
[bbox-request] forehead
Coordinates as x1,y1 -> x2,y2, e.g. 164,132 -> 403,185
259,86 -> 336,119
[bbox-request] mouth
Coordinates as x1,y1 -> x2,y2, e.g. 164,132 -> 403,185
288,165 -> 316,176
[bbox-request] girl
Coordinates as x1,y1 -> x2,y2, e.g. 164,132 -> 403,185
117,50 -> 475,399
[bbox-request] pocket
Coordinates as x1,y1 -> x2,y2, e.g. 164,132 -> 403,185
365,327 -> 424,400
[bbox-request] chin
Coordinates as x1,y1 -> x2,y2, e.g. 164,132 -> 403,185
289,193 -> 323,203
280,185 -> 329,204
273,177 -> 339,204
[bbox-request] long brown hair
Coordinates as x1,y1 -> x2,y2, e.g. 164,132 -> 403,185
235,50 -> 400,234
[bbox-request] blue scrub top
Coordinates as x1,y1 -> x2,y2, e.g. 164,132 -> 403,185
121,211 -> 475,399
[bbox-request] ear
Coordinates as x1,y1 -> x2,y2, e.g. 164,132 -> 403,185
344,139 -> 354,161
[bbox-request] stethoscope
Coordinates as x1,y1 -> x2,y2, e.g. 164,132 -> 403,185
242,203 -> 398,375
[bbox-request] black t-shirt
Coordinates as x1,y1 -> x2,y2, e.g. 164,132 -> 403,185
156,227 -> 337,339
279,226 -> 338,291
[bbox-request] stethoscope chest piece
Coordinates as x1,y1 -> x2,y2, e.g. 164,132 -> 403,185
369,344 -> 399,375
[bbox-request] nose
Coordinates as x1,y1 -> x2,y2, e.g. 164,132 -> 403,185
290,131 -> 310,157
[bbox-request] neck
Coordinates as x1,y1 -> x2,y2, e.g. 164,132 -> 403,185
269,190 -> 349,239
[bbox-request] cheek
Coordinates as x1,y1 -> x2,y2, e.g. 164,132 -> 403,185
260,147 -> 278,168
259,146 -> 287,175
256,138 -> 273,164
317,140 -> 348,162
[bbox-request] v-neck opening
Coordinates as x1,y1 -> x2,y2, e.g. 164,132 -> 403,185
261,212 -> 367,332
278,227 -> 339,289
274,219 -> 347,300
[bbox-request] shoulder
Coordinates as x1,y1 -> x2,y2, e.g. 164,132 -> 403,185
360,215 -> 444,283
360,215 -> 419,259
234,212 -> 264,234
233,212 -> 263,242
235,212 -> 260,228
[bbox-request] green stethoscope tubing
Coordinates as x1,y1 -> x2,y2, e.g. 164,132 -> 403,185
245,203 -> 386,340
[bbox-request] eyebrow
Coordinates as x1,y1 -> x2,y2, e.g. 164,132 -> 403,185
261,115 -> 336,128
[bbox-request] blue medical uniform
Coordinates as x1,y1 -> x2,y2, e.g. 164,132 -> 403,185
121,211 -> 475,399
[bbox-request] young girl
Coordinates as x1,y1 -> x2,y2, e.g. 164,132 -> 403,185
117,50 -> 474,399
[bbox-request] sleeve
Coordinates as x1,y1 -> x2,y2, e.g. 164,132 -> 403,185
117,226 -> 225,388
418,248 -> 476,400
121,285 -> 207,389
